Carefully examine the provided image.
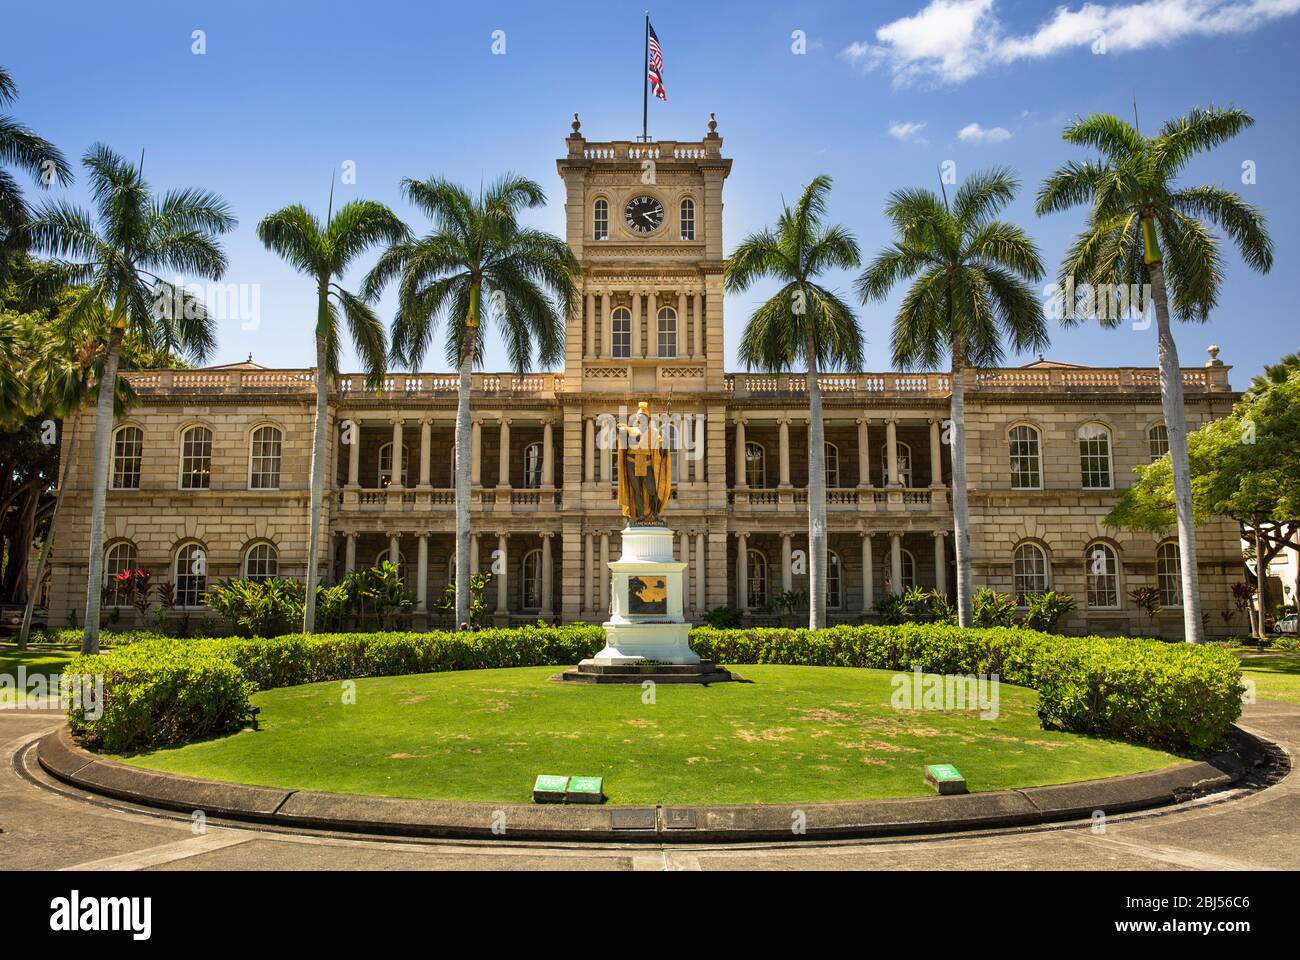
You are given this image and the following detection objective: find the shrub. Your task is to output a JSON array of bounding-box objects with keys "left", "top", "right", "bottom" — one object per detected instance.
[
  {"left": 973, "top": 587, "right": 1016, "bottom": 628},
  {"left": 205, "top": 577, "right": 305, "bottom": 637},
  {"left": 702, "top": 606, "right": 744, "bottom": 629},
  {"left": 65, "top": 642, "right": 255, "bottom": 753},
  {"left": 1020, "top": 591, "right": 1077, "bottom": 633}
]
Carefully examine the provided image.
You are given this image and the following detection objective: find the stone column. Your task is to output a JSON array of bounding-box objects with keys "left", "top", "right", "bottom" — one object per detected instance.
[
  {"left": 471, "top": 418, "right": 482, "bottom": 485},
  {"left": 778, "top": 417, "right": 791, "bottom": 488},
  {"left": 599, "top": 533, "right": 610, "bottom": 612},
  {"left": 389, "top": 531, "right": 401, "bottom": 569},
  {"left": 469, "top": 534, "right": 479, "bottom": 574},
  {"left": 680, "top": 531, "right": 691, "bottom": 610},
  {"left": 933, "top": 530, "right": 947, "bottom": 595},
  {"left": 675, "top": 290, "right": 687, "bottom": 358},
  {"left": 930, "top": 418, "right": 944, "bottom": 488},
  {"left": 631, "top": 289, "right": 642, "bottom": 359},
  {"left": 391, "top": 418, "right": 404, "bottom": 487},
  {"left": 596, "top": 418, "right": 608, "bottom": 485},
  {"left": 736, "top": 533, "right": 749, "bottom": 610},
  {"left": 585, "top": 290, "right": 595, "bottom": 357},
  {"left": 584, "top": 418, "right": 595, "bottom": 483},
  {"left": 601, "top": 290, "right": 611, "bottom": 357},
  {"left": 856, "top": 417, "right": 870, "bottom": 488},
  {"left": 346, "top": 420, "right": 360, "bottom": 487},
  {"left": 886, "top": 418, "right": 900, "bottom": 487},
  {"left": 498, "top": 418, "right": 511, "bottom": 489},
  {"left": 416, "top": 534, "right": 429, "bottom": 611},
  {"left": 781, "top": 532, "right": 793, "bottom": 592},
  {"left": 418, "top": 418, "right": 432, "bottom": 489},
  {"left": 345, "top": 532, "right": 357, "bottom": 573},
  {"left": 541, "top": 532, "right": 553, "bottom": 617},
  {"left": 861, "top": 533, "right": 873, "bottom": 611},
  {"left": 542, "top": 418, "right": 555, "bottom": 488},
  {"left": 695, "top": 532, "right": 706, "bottom": 612},
  {"left": 495, "top": 533, "right": 508, "bottom": 614},
  {"left": 890, "top": 532, "right": 903, "bottom": 596},
  {"left": 692, "top": 292, "right": 703, "bottom": 358},
  {"left": 734, "top": 418, "right": 747, "bottom": 489},
  {"left": 584, "top": 531, "right": 594, "bottom": 613}
]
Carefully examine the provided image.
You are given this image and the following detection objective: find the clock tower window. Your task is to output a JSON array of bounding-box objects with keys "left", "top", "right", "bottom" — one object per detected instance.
[
  {"left": 680, "top": 199, "right": 695, "bottom": 240},
  {"left": 593, "top": 199, "right": 609, "bottom": 241}
]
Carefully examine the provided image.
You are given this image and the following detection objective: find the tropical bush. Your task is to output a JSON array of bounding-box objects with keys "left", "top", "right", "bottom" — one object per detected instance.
[
  {"left": 972, "top": 587, "right": 1016, "bottom": 628},
  {"left": 67, "top": 621, "right": 1242, "bottom": 754},
  {"left": 1020, "top": 591, "right": 1077, "bottom": 633},
  {"left": 205, "top": 577, "right": 305, "bottom": 637},
  {"left": 702, "top": 606, "right": 744, "bottom": 629}
]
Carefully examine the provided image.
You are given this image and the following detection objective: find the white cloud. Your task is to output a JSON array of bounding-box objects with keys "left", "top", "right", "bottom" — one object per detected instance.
[
  {"left": 888, "top": 120, "right": 929, "bottom": 142},
  {"left": 842, "top": 0, "right": 1300, "bottom": 85},
  {"left": 958, "top": 122, "right": 1012, "bottom": 143}
]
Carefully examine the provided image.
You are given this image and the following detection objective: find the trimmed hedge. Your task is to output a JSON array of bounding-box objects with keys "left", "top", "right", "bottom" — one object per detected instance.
[{"left": 66, "top": 623, "right": 1243, "bottom": 754}]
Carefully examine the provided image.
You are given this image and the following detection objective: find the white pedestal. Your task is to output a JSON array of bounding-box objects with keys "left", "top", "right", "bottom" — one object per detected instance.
[{"left": 591, "top": 525, "right": 699, "bottom": 665}]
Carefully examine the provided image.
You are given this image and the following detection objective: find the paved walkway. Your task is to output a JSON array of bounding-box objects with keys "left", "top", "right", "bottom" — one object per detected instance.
[{"left": 2, "top": 702, "right": 1296, "bottom": 871}]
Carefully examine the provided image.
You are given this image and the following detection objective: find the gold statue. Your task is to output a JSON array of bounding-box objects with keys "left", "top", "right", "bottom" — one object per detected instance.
[{"left": 617, "top": 401, "right": 672, "bottom": 524}]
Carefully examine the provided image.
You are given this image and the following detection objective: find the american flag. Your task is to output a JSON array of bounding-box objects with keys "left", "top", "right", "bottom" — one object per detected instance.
[{"left": 647, "top": 22, "right": 666, "bottom": 101}]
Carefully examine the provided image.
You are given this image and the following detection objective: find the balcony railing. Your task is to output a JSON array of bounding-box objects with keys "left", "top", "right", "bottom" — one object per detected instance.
[{"left": 727, "top": 486, "right": 947, "bottom": 510}]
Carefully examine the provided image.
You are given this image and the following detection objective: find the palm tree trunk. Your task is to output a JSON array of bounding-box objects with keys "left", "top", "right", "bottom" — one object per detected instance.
[
  {"left": 302, "top": 334, "right": 329, "bottom": 633},
  {"left": 949, "top": 342, "right": 974, "bottom": 629},
  {"left": 1147, "top": 255, "right": 1204, "bottom": 644},
  {"left": 805, "top": 327, "right": 827, "bottom": 630},
  {"left": 81, "top": 325, "right": 124, "bottom": 654},
  {"left": 1253, "top": 523, "right": 1267, "bottom": 641},
  {"left": 18, "top": 415, "right": 80, "bottom": 649},
  {"left": 454, "top": 287, "right": 480, "bottom": 628}
]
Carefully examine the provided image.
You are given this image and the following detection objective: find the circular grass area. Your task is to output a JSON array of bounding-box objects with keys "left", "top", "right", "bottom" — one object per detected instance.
[{"left": 119, "top": 665, "right": 1188, "bottom": 805}]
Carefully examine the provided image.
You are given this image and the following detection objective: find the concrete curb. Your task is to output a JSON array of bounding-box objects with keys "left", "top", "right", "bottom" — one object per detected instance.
[{"left": 37, "top": 724, "right": 1265, "bottom": 843}]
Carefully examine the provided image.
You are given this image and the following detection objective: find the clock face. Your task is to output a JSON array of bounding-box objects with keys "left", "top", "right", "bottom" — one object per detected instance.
[{"left": 624, "top": 195, "right": 665, "bottom": 234}]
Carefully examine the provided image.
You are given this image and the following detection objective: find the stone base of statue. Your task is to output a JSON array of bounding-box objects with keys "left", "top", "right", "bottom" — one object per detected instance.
[{"left": 559, "top": 524, "right": 736, "bottom": 685}]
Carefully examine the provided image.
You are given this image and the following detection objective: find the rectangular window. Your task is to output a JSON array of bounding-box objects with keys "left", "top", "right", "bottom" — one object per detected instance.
[
  {"left": 680, "top": 201, "right": 695, "bottom": 240},
  {"left": 112, "top": 427, "right": 143, "bottom": 489},
  {"left": 1079, "top": 429, "right": 1112, "bottom": 489},
  {"left": 180, "top": 427, "right": 213, "bottom": 490},
  {"left": 657, "top": 312, "right": 677, "bottom": 358},
  {"left": 249, "top": 427, "right": 282, "bottom": 489},
  {"left": 1008, "top": 426, "right": 1041, "bottom": 490},
  {"left": 611, "top": 311, "right": 631, "bottom": 358}
]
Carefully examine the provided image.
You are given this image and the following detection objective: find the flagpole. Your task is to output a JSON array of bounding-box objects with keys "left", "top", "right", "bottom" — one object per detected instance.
[{"left": 641, "top": 12, "right": 649, "bottom": 142}]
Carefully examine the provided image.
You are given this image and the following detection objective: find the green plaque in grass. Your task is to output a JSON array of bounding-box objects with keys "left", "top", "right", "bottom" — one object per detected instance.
[
  {"left": 566, "top": 776, "right": 604, "bottom": 804},
  {"left": 925, "top": 764, "right": 968, "bottom": 795},
  {"left": 533, "top": 774, "right": 569, "bottom": 803}
]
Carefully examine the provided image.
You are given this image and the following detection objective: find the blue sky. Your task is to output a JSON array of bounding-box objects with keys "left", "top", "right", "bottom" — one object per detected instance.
[{"left": 7, "top": 0, "right": 1298, "bottom": 388}]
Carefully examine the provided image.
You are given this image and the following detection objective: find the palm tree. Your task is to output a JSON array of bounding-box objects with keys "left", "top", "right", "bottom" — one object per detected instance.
[
  {"left": 858, "top": 168, "right": 1048, "bottom": 628},
  {"left": 723, "top": 175, "right": 863, "bottom": 630},
  {"left": 1036, "top": 107, "right": 1274, "bottom": 644},
  {"left": 25, "top": 144, "right": 235, "bottom": 653},
  {"left": 258, "top": 198, "right": 409, "bottom": 632},
  {"left": 0, "top": 65, "right": 72, "bottom": 275},
  {"left": 363, "top": 175, "right": 579, "bottom": 627},
  {"left": 17, "top": 300, "right": 138, "bottom": 648}
]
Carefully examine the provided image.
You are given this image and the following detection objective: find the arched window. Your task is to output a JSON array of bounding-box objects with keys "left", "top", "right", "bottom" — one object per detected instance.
[
  {"left": 679, "top": 198, "right": 695, "bottom": 240},
  {"left": 378, "top": 442, "right": 409, "bottom": 488},
  {"left": 179, "top": 425, "right": 212, "bottom": 490},
  {"left": 657, "top": 306, "right": 678, "bottom": 358},
  {"left": 174, "top": 542, "right": 208, "bottom": 607},
  {"left": 244, "top": 542, "right": 278, "bottom": 581},
  {"left": 824, "top": 442, "right": 840, "bottom": 488},
  {"left": 1148, "top": 423, "right": 1169, "bottom": 461},
  {"left": 593, "top": 199, "right": 609, "bottom": 240},
  {"left": 520, "top": 548, "right": 543, "bottom": 611},
  {"left": 827, "top": 550, "right": 843, "bottom": 609},
  {"left": 744, "top": 441, "right": 766, "bottom": 488},
  {"left": 111, "top": 426, "right": 143, "bottom": 489},
  {"left": 610, "top": 306, "right": 631, "bottom": 358},
  {"left": 249, "top": 425, "right": 282, "bottom": 489},
  {"left": 747, "top": 549, "right": 768, "bottom": 608},
  {"left": 1156, "top": 541, "right": 1182, "bottom": 607},
  {"left": 881, "top": 441, "right": 913, "bottom": 486},
  {"left": 103, "top": 541, "right": 137, "bottom": 606},
  {"left": 1008, "top": 424, "right": 1042, "bottom": 490},
  {"left": 1085, "top": 542, "right": 1120, "bottom": 608},
  {"left": 1013, "top": 542, "right": 1050, "bottom": 604},
  {"left": 1078, "top": 422, "right": 1113, "bottom": 489},
  {"left": 523, "top": 441, "right": 543, "bottom": 489}
]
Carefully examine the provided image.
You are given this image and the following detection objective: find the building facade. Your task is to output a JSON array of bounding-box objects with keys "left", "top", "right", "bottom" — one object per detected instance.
[{"left": 45, "top": 120, "right": 1246, "bottom": 638}]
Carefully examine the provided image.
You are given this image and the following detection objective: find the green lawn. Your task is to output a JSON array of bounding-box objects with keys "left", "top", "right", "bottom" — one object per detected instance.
[
  {"left": 0, "top": 642, "right": 80, "bottom": 705},
  {"left": 122, "top": 665, "right": 1187, "bottom": 806},
  {"left": 1235, "top": 651, "right": 1300, "bottom": 705}
]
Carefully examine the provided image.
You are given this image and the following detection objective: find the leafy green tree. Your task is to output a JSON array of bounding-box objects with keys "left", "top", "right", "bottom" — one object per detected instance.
[
  {"left": 858, "top": 168, "right": 1048, "bottom": 628},
  {"left": 363, "top": 175, "right": 579, "bottom": 627},
  {"left": 257, "top": 197, "right": 408, "bottom": 633},
  {"left": 25, "top": 145, "right": 234, "bottom": 653},
  {"left": 1037, "top": 107, "right": 1274, "bottom": 643},
  {"left": 0, "top": 65, "right": 71, "bottom": 276},
  {"left": 724, "top": 175, "right": 862, "bottom": 629}
]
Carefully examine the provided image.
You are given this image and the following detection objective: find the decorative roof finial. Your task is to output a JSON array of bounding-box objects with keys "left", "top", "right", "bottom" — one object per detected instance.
[
  {"left": 571, "top": 113, "right": 581, "bottom": 134},
  {"left": 1206, "top": 344, "right": 1223, "bottom": 366},
  {"left": 247, "top": 352, "right": 253, "bottom": 363},
  {"left": 707, "top": 112, "right": 717, "bottom": 134}
]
